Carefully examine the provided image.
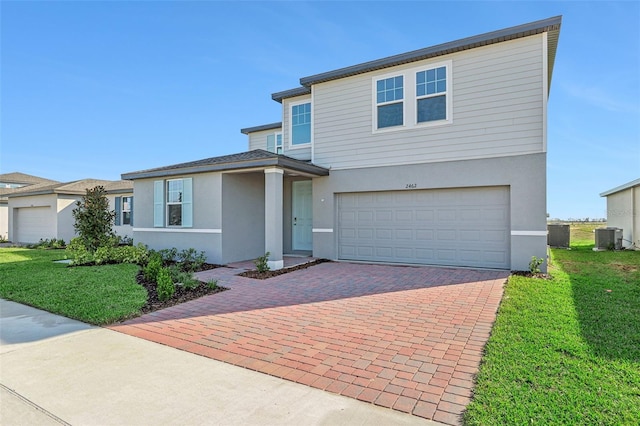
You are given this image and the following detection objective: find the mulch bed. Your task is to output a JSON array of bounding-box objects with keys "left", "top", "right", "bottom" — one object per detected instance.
[
  {"left": 137, "top": 263, "right": 228, "bottom": 314},
  {"left": 511, "top": 270, "right": 552, "bottom": 280},
  {"left": 238, "top": 258, "right": 330, "bottom": 279}
]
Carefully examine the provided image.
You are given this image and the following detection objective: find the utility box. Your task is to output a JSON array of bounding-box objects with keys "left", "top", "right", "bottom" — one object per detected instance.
[
  {"left": 548, "top": 224, "right": 570, "bottom": 248},
  {"left": 595, "top": 227, "right": 623, "bottom": 250}
]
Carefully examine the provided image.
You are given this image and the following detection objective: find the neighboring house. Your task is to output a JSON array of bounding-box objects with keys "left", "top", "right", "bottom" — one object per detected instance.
[
  {"left": 0, "top": 172, "right": 59, "bottom": 240},
  {"left": 7, "top": 179, "right": 133, "bottom": 244},
  {"left": 600, "top": 178, "right": 640, "bottom": 249},
  {"left": 123, "top": 16, "right": 561, "bottom": 271}
]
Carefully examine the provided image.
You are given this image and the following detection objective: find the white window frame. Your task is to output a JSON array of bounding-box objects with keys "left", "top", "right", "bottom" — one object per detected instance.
[
  {"left": 373, "top": 73, "right": 405, "bottom": 131},
  {"left": 121, "top": 196, "right": 132, "bottom": 225},
  {"left": 166, "top": 179, "right": 184, "bottom": 227},
  {"left": 414, "top": 60, "right": 452, "bottom": 128},
  {"left": 288, "top": 99, "right": 312, "bottom": 149},
  {"left": 266, "top": 131, "right": 283, "bottom": 154},
  {"left": 372, "top": 60, "right": 452, "bottom": 134}
]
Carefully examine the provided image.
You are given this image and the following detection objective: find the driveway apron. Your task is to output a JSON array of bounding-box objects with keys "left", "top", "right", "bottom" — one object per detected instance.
[{"left": 109, "top": 262, "right": 508, "bottom": 425}]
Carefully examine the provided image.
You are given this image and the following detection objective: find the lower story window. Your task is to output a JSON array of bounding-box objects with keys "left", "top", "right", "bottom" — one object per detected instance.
[
  {"left": 122, "top": 196, "right": 132, "bottom": 225},
  {"left": 154, "top": 178, "right": 193, "bottom": 227}
]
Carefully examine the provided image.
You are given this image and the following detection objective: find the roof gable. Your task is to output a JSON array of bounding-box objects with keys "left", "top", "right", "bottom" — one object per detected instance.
[{"left": 600, "top": 178, "right": 640, "bottom": 197}]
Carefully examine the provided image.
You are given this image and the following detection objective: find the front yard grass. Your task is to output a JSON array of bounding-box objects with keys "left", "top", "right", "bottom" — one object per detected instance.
[
  {"left": 465, "top": 243, "right": 639, "bottom": 424},
  {"left": 0, "top": 248, "right": 146, "bottom": 325}
]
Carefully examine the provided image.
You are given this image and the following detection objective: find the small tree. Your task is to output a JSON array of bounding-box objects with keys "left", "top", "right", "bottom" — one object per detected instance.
[{"left": 72, "top": 186, "right": 116, "bottom": 252}]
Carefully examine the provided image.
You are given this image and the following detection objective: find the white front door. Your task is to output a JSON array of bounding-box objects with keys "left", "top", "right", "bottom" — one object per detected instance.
[{"left": 292, "top": 180, "right": 313, "bottom": 251}]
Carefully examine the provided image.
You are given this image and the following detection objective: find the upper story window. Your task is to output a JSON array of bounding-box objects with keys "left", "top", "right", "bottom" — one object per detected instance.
[
  {"left": 267, "top": 132, "right": 283, "bottom": 154},
  {"left": 376, "top": 75, "right": 404, "bottom": 129},
  {"left": 154, "top": 178, "right": 192, "bottom": 227},
  {"left": 372, "top": 61, "right": 451, "bottom": 132},
  {"left": 416, "top": 66, "right": 447, "bottom": 123},
  {"left": 291, "top": 102, "right": 311, "bottom": 145}
]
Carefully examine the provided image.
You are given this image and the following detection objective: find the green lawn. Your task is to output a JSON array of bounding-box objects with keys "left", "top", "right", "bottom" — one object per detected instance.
[
  {"left": 0, "top": 248, "right": 146, "bottom": 325},
  {"left": 465, "top": 239, "right": 639, "bottom": 424}
]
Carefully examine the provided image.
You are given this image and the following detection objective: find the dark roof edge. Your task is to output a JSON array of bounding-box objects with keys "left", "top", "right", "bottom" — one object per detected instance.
[
  {"left": 271, "top": 86, "right": 312, "bottom": 103},
  {"left": 300, "top": 16, "right": 562, "bottom": 86},
  {"left": 122, "top": 155, "right": 329, "bottom": 180},
  {"left": 240, "top": 122, "right": 282, "bottom": 135},
  {"left": 7, "top": 186, "right": 132, "bottom": 198}
]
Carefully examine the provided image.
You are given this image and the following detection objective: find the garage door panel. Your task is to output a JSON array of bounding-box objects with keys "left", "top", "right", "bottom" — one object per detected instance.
[
  {"left": 337, "top": 187, "right": 510, "bottom": 269},
  {"left": 15, "top": 206, "right": 55, "bottom": 243}
]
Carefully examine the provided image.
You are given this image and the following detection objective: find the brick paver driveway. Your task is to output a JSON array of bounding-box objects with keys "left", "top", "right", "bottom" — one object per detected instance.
[{"left": 110, "top": 261, "right": 508, "bottom": 425}]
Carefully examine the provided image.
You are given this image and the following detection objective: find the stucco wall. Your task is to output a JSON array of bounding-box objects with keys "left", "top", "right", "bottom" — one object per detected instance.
[
  {"left": 132, "top": 173, "right": 225, "bottom": 263},
  {"left": 312, "top": 152, "right": 547, "bottom": 271},
  {"left": 0, "top": 203, "right": 8, "bottom": 240},
  {"left": 221, "top": 172, "right": 265, "bottom": 263}
]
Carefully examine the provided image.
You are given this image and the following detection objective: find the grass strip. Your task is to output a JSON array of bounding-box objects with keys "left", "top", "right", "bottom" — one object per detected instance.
[
  {"left": 465, "top": 245, "right": 639, "bottom": 425},
  {"left": 0, "top": 248, "right": 146, "bottom": 325}
]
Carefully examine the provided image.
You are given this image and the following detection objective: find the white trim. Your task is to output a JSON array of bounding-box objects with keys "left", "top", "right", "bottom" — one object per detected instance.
[
  {"left": 264, "top": 168, "right": 284, "bottom": 175},
  {"left": 511, "top": 230, "right": 548, "bottom": 236},
  {"left": 312, "top": 228, "right": 334, "bottom": 233},
  {"left": 371, "top": 60, "right": 453, "bottom": 134},
  {"left": 288, "top": 99, "right": 312, "bottom": 149},
  {"left": 134, "top": 227, "right": 222, "bottom": 234}
]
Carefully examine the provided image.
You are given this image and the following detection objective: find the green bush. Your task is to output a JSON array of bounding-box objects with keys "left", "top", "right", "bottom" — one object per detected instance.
[
  {"left": 207, "top": 279, "right": 218, "bottom": 290},
  {"left": 27, "top": 238, "right": 66, "bottom": 249},
  {"left": 156, "top": 267, "right": 175, "bottom": 302},
  {"left": 66, "top": 237, "right": 94, "bottom": 265},
  {"left": 144, "top": 253, "right": 163, "bottom": 282},
  {"left": 177, "top": 248, "right": 206, "bottom": 272},
  {"left": 254, "top": 252, "right": 270, "bottom": 273},
  {"left": 529, "top": 256, "right": 544, "bottom": 274},
  {"left": 72, "top": 186, "right": 116, "bottom": 252},
  {"left": 157, "top": 248, "right": 178, "bottom": 264}
]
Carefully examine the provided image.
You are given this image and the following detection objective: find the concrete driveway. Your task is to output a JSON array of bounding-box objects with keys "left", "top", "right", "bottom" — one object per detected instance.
[{"left": 110, "top": 261, "right": 508, "bottom": 425}]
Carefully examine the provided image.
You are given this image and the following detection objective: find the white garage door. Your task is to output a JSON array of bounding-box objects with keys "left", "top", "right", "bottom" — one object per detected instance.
[
  {"left": 15, "top": 206, "right": 55, "bottom": 243},
  {"left": 337, "top": 187, "right": 510, "bottom": 269}
]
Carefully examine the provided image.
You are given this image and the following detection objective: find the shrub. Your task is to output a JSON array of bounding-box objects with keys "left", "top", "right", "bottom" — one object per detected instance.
[
  {"left": 254, "top": 252, "right": 270, "bottom": 273},
  {"left": 169, "top": 265, "right": 200, "bottom": 290},
  {"left": 28, "top": 238, "right": 67, "bottom": 249},
  {"left": 157, "top": 248, "right": 178, "bottom": 264},
  {"left": 66, "top": 237, "right": 94, "bottom": 265},
  {"left": 177, "top": 248, "right": 206, "bottom": 272},
  {"left": 207, "top": 279, "right": 218, "bottom": 290},
  {"left": 144, "top": 253, "right": 163, "bottom": 282},
  {"left": 72, "top": 186, "right": 116, "bottom": 252},
  {"left": 529, "top": 256, "right": 544, "bottom": 274},
  {"left": 156, "top": 267, "right": 175, "bottom": 302}
]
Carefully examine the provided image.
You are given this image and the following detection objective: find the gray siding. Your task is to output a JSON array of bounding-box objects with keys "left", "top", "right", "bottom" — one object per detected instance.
[
  {"left": 311, "top": 35, "right": 545, "bottom": 169},
  {"left": 248, "top": 128, "right": 278, "bottom": 152}
]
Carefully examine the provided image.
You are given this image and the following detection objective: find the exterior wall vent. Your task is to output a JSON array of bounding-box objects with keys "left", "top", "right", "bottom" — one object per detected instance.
[
  {"left": 547, "top": 224, "right": 570, "bottom": 248},
  {"left": 594, "top": 227, "right": 623, "bottom": 251}
]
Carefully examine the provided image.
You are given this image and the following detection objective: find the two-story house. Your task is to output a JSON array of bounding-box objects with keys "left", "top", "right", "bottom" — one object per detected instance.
[{"left": 123, "top": 16, "right": 561, "bottom": 272}]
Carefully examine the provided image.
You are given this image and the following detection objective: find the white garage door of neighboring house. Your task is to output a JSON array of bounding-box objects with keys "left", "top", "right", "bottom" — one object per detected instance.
[
  {"left": 337, "top": 187, "right": 510, "bottom": 269},
  {"left": 15, "top": 206, "right": 55, "bottom": 243}
]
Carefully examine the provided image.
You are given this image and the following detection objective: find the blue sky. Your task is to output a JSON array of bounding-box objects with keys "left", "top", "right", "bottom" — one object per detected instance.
[{"left": 1, "top": 1, "right": 638, "bottom": 220}]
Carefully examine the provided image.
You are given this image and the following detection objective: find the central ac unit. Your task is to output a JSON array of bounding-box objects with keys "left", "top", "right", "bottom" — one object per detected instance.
[{"left": 594, "top": 227, "right": 623, "bottom": 250}]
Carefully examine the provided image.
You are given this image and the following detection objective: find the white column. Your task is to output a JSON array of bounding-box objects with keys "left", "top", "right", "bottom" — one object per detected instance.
[{"left": 264, "top": 168, "right": 284, "bottom": 270}]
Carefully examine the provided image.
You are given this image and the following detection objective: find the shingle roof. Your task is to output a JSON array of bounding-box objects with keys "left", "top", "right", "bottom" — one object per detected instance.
[
  {"left": 121, "top": 149, "right": 329, "bottom": 180},
  {"left": 6, "top": 179, "right": 133, "bottom": 198},
  {"left": 272, "top": 16, "right": 562, "bottom": 102},
  {"left": 0, "top": 172, "right": 58, "bottom": 186}
]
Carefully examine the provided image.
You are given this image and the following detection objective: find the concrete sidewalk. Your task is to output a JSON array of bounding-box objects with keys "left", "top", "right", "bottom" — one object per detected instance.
[{"left": 0, "top": 299, "right": 440, "bottom": 425}]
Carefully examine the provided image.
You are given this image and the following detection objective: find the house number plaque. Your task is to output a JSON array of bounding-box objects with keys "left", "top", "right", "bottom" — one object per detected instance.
[{"left": 405, "top": 184, "right": 417, "bottom": 189}]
